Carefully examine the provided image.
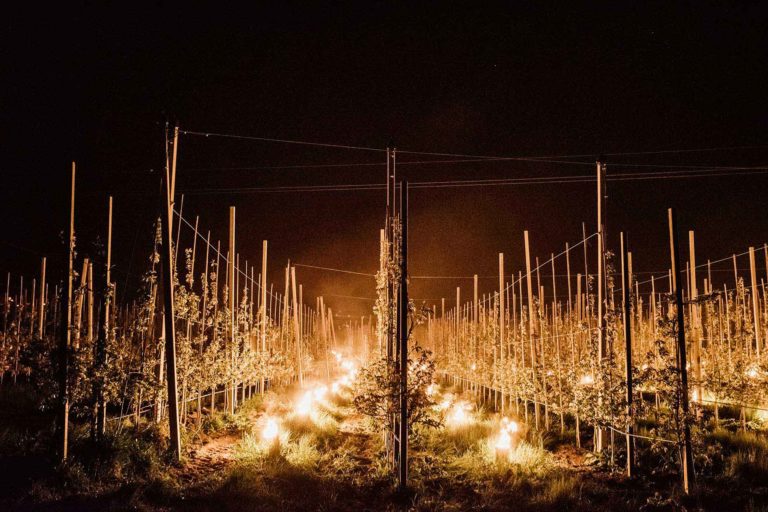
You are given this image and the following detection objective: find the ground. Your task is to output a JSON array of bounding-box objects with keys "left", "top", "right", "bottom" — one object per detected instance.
[{"left": 2, "top": 382, "right": 768, "bottom": 511}]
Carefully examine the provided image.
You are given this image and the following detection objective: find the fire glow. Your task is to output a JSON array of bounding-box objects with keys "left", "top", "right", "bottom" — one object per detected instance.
[{"left": 261, "top": 417, "right": 280, "bottom": 443}]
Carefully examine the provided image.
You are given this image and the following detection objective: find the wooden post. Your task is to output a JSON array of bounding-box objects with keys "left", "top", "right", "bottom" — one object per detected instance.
[
  {"left": 58, "top": 162, "right": 76, "bottom": 462},
  {"left": 499, "top": 253, "right": 505, "bottom": 413},
  {"left": 620, "top": 233, "right": 635, "bottom": 477},
  {"left": 3, "top": 273, "right": 9, "bottom": 353},
  {"left": 161, "top": 126, "right": 182, "bottom": 460},
  {"left": 552, "top": 254, "right": 564, "bottom": 434},
  {"left": 228, "top": 208, "right": 236, "bottom": 412},
  {"left": 749, "top": 247, "right": 761, "bottom": 357},
  {"left": 95, "top": 196, "right": 113, "bottom": 440},
  {"left": 38, "top": 258, "right": 46, "bottom": 338},
  {"left": 398, "top": 181, "right": 409, "bottom": 489},
  {"left": 524, "top": 231, "right": 539, "bottom": 428},
  {"left": 261, "top": 241, "right": 268, "bottom": 351},
  {"left": 596, "top": 161, "right": 606, "bottom": 452},
  {"left": 291, "top": 267, "right": 303, "bottom": 386},
  {"left": 668, "top": 208, "right": 694, "bottom": 494},
  {"left": 689, "top": 231, "right": 702, "bottom": 404}
]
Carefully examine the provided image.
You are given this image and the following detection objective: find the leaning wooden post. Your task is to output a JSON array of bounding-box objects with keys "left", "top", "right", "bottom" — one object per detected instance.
[
  {"left": 668, "top": 208, "right": 694, "bottom": 494},
  {"left": 58, "top": 161, "right": 76, "bottom": 462},
  {"left": 398, "top": 180, "right": 409, "bottom": 490},
  {"left": 620, "top": 233, "right": 635, "bottom": 477},
  {"left": 160, "top": 126, "right": 182, "bottom": 461}
]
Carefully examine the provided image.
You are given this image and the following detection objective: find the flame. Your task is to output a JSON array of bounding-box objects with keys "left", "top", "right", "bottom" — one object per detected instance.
[
  {"left": 495, "top": 428, "right": 512, "bottom": 450},
  {"left": 579, "top": 374, "right": 594, "bottom": 386},
  {"left": 313, "top": 385, "right": 328, "bottom": 400},
  {"left": 446, "top": 401, "right": 472, "bottom": 426},
  {"left": 296, "top": 392, "right": 314, "bottom": 416},
  {"left": 262, "top": 418, "right": 279, "bottom": 442}
]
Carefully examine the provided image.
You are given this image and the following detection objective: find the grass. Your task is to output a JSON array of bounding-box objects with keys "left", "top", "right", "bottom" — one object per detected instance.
[{"left": 5, "top": 382, "right": 768, "bottom": 511}]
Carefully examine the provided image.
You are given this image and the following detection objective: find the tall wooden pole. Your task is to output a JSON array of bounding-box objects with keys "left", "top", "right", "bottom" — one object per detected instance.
[
  {"left": 524, "top": 231, "right": 539, "bottom": 428},
  {"left": 291, "top": 266, "right": 303, "bottom": 386},
  {"left": 499, "top": 252, "right": 505, "bottom": 413},
  {"left": 668, "top": 208, "right": 694, "bottom": 494},
  {"left": 228, "top": 207, "right": 236, "bottom": 412},
  {"left": 261, "top": 241, "right": 268, "bottom": 351},
  {"left": 749, "top": 247, "right": 762, "bottom": 357},
  {"left": 398, "top": 181, "right": 409, "bottom": 489},
  {"left": 161, "top": 125, "right": 182, "bottom": 460},
  {"left": 95, "top": 196, "right": 113, "bottom": 439},
  {"left": 620, "top": 233, "right": 635, "bottom": 476},
  {"left": 596, "top": 161, "right": 606, "bottom": 451},
  {"left": 689, "top": 231, "right": 702, "bottom": 402},
  {"left": 596, "top": 161, "right": 606, "bottom": 359},
  {"left": 58, "top": 162, "right": 76, "bottom": 461},
  {"left": 38, "top": 257, "right": 46, "bottom": 338}
]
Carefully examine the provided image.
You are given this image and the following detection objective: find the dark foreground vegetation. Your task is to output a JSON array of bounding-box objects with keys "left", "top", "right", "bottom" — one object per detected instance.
[{"left": 3, "top": 383, "right": 768, "bottom": 512}]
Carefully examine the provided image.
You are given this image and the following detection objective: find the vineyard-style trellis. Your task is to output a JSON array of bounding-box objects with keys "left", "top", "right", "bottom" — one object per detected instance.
[
  {"left": 0, "top": 125, "right": 356, "bottom": 463},
  {"left": 1, "top": 126, "right": 766, "bottom": 497},
  {"left": 422, "top": 182, "right": 766, "bottom": 492}
]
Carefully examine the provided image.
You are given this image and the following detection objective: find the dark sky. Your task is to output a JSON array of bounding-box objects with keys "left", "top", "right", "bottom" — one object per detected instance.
[{"left": 3, "top": 2, "right": 767, "bottom": 318}]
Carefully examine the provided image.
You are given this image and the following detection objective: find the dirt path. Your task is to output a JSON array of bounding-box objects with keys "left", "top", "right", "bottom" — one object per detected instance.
[
  {"left": 177, "top": 409, "right": 261, "bottom": 484},
  {"left": 177, "top": 395, "right": 366, "bottom": 484}
]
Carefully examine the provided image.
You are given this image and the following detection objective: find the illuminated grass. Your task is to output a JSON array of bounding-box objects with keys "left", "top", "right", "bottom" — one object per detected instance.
[
  {"left": 284, "top": 435, "right": 321, "bottom": 469},
  {"left": 427, "top": 420, "right": 494, "bottom": 455}
]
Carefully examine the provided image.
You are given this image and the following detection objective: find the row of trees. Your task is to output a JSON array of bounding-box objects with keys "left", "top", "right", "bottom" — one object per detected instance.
[
  {"left": 0, "top": 163, "right": 342, "bottom": 460},
  {"left": 425, "top": 222, "right": 766, "bottom": 489}
]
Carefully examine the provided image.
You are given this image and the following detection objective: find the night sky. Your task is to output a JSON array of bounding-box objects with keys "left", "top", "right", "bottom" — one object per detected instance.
[{"left": 3, "top": 2, "right": 767, "bottom": 318}]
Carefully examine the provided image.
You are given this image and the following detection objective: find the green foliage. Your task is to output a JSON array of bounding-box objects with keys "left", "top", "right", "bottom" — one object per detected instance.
[{"left": 352, "top": 345, "right": 440, "bottom": 433}]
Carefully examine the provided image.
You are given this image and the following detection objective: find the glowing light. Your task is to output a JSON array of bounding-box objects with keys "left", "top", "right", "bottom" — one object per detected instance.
[
  {"left": 331, "top": 382, "right": 341, "bottom": 394},
  {"left": 426, "top": 383, "right": 438, "bottom": 396},
  {"left": 579, "top": 374, "right": 594, "bottom": 386},
  {"left": 313, "top": 385, "right": 328, "bottom": 400},
  {"left": 495, "top": 428, "right": 512, "bottom": 450},
  {"left": 446, "top": 401, "right": 472, "bottom": 426},
  {"left": 435, "top": 393, "right": 454, "bottom": 411},
  {"left": 296, "top": 392, "right": 314, "bottom": 416},
  {"left": 261, "top": 418, "right": 279, "bottom": 442},
  {"left": 500, "top": 416, "right": 519, "bottom": 433},
  {"left": 471, "top": 363, "right": 477, "bottom": 371},
  {"left": 641, "top": 363, "right": 649, "bottom": 371},
  {"left": 746, "top": 366, "right": 760, "bottom": 379}
]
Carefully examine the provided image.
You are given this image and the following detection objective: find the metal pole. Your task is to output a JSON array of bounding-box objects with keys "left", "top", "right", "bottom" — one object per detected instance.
[
  {"left": 620, "top": 233, "right": 634, "bottom": 476},
  {"left": 161, "top": 125, "right": 182, "bottom": 460},
  {"left": 668, "top": 208, "right": 694, "bottom": 494},
  {"left": 398, "top": 180, "right": 409, "bottom": 489},
  {"left": 58, "top": 162, "right": 76, "bottom": 461}
]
